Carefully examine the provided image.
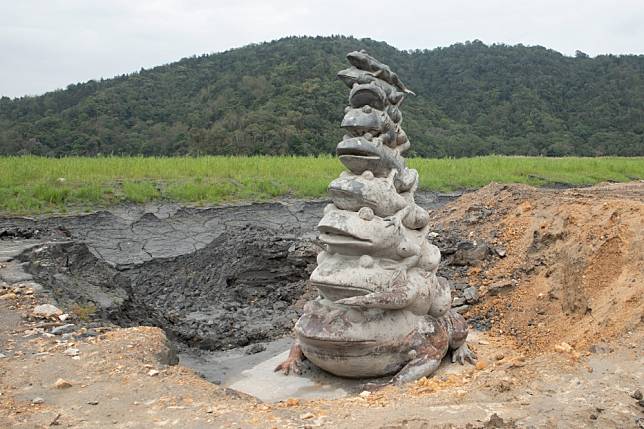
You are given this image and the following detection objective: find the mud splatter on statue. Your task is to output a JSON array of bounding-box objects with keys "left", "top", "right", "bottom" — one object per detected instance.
[{"left": 276, "top": 51, "right": 476, "bottom": 385}]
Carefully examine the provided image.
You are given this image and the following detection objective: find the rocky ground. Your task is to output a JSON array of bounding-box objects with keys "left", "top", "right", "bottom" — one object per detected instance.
[{"left": 0, "top": 183, "right": 642, "bottom": 428}]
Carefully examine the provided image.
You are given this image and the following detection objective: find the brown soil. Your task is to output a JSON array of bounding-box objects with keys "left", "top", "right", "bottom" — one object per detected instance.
[
  {"left": 429, "top": 182, "right": 643, "bottom": 354},
  {"left": 1, "top": 182, "right": 643, "bottom": 428}
]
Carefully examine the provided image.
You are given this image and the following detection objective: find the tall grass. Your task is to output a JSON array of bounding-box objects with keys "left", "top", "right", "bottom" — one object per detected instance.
[{"left": 0, "top": 155, "right": 641, "bottom": 215}]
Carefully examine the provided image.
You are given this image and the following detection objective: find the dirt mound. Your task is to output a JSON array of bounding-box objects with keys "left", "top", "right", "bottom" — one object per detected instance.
[{"left": 429, "top": 182, "right": 644, "bottom": 353}]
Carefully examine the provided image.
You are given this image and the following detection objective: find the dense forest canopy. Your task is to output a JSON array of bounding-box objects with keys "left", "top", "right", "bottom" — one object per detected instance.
[{"left": 1, "top": 36, "right": 642, "bottom": 157}]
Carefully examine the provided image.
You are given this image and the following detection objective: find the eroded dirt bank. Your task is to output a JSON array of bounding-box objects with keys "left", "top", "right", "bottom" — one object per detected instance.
[{"left": 1, "top": 183, "right": 643, "bottom": 428}]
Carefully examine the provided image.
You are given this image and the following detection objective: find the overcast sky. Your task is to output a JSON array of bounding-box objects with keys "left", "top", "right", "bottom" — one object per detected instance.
[{"left": 1, "top": 0, "right": 643, "bottom": 98}]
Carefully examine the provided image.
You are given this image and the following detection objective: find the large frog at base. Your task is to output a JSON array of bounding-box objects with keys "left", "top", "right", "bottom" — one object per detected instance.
[{"left": 275, "top": 299, "right": 475, "bottom": 384}]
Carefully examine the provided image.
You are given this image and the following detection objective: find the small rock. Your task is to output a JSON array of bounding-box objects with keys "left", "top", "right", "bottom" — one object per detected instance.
[
  {"left": 0, "top": 353, "right": 6, "bottom": 359},
  {"left": 495, "top": 353, "right": 505, "bottom": 361},
  {"left": 632, "top": 389, "right": 643, "bottom": 400},
  {"left": 452, "top": 297, "right": 466, "bottom": 307},
  {"left": 87, "top": 400, "right": 99, "bottom": 405},
  {"left": 58, "top": 314, "right": 70, "bottom": 322},
  {"left": 554, "top": 342, "right": 573, "bottom": 353},
  {"left": 32, "top": 397, "right": 45, "bottom": 404},
  {"left": 486, "top": 413, "right": 505, "bottom": 427},
  {"left": 488, "top": 281, "right": 515, "bottom": 296},
  {"left": 33, "top": 304, "right": 63, "bottom": 318},
  {"left": 300, "top": 412, "right": 315, "bottom": 420},
  {"left": 52, "top": 324, "right": 76, "bottom": 335},
  {"left": 475, "top": 360, "right": 487, "bottom": 370},
  {"left": 463, "top": 287, "right": 479, "bottom": 304},
  {"left": 494, "top": 247, "right": 507, "bottom": 258},
  {"left": 0, "top": 292, "right": 17, "bottom": 300},
  {"left": 147, "top": 369, "right": 159, "bottom": 376},
  {"left": 245, "top": 343, "right": 266, "bottom": 355},
  {"left": 452, "top": 240, "right": 490, "bottom": 266},
  {"left": 63, "top": 348, "right": 79, "bottom": 357},
  {"left": 54, "top": 378, "right": 72, "bottom": 389},
  {"left": 639, "top": 399, "right": 644, "bottom": 408},
  {"left": 454, "top": 305, "right": 470, "bottom": 314},
  {"left": 589, "top": 414, "right": 597, "bottom": 420},
  {"left": 285, "top": 398, "right": 300, "bottom": 407},
  {"left": 359, "top": 391, "right": 371, "bottom": 398},
  {"left": 478, "top": 340, "right": 490, "bottom": 345}
]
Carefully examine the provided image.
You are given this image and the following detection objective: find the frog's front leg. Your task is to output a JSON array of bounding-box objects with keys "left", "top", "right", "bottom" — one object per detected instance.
[
  {"left": 444, "top": 309, "right": 477, "bottom": 365},
  {"left": 335, "top": 269, "right": 418, "bottom": 309},
  {"left": 391, "top": 311, "right": 476, "bottom": 385},
  {"left": 391, "top": 317, "right": 449, "bottom": 385},
  {"left": 274, "top": 339, "right": 306, "bottom": 375}
]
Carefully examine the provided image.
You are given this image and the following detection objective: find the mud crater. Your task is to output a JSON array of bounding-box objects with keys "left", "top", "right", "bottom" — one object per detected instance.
[{"left": 3, "top": 192, "right": 491, "bottom": 381}]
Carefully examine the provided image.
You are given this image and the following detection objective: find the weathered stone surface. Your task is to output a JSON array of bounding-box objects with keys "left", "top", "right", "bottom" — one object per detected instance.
[
  {"left": 463, "top": 286, "right": 480, "bottom": 304},
  {"left": 488, "top": 280, "right": 516, "bottom": 295},
  {"left": 33, "top": 304, "right": 63, "bottom": 317},
  {"left": 51, "top": 324, "right": 76, "bottom": 335},
  {"left": 452, "top": 240, "right": 490, "bottom": 266},
  {"left": 54, "top": 378, "right": 72, "bottom": 389}
]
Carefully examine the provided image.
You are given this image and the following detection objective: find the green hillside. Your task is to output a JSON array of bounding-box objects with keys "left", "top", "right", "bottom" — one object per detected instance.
[{"left": 1, "top": 36, "right": 642, "bottom": 157}]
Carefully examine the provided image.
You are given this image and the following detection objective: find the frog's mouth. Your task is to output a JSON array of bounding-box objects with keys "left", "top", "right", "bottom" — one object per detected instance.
[
  {"left": 326, "top": 188, "right": 379, "bottom": 208},
  {"left": 336, "top": 143, "right": 380, "bottom": 165},
  {"left": 318, "top": 225, "right": 372, "bottom": 246},
  {"left": 309, "top": 281, "right": 370, "bottom": 302}
]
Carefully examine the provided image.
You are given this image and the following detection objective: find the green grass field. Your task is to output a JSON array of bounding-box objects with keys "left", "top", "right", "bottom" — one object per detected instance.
[{"left": 0, "top": 156, "right": 642, "bottom": 215}]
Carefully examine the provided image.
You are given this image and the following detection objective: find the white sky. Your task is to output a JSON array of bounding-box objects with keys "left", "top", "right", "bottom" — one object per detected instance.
[{"left": 1, "top": 0, "right": 643, "bottom": 98}]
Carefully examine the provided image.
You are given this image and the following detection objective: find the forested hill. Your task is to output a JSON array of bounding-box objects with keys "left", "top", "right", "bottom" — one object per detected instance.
[{"left": 1, "top": 36, "right": 642, "bottom": 157}]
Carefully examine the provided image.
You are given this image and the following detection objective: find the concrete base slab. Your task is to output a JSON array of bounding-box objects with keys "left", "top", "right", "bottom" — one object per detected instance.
[
  {"left": 180, "top": 331, "right": 482, "bottom": 403},
  {"left": 227, "top": 351, "right": 366, "bottom": 402}
]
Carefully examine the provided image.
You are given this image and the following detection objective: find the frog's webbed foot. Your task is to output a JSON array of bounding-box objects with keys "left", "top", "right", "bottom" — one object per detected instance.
[
  {"left": 392, "top": 354, "right": 442, "bottom": 385},
  {"left": 359, "top": 380, "right": 390, "bottom": 392},
  {"left": 274, "top": 341, "right": 305, "bottom": 376},
  {"left": 451, "top": 343, "right": 477, "bottom": 365}
]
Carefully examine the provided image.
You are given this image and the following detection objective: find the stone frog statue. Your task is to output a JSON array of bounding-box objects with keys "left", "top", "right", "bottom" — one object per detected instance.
[{"left": 275, "top": 50, "right": 476, "bottom": 386}]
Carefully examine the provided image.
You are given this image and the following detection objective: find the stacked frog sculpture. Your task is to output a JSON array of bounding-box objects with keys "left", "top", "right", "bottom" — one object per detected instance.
[{"left": 276, "top": 51, "right": 476, "bottom": 385}]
